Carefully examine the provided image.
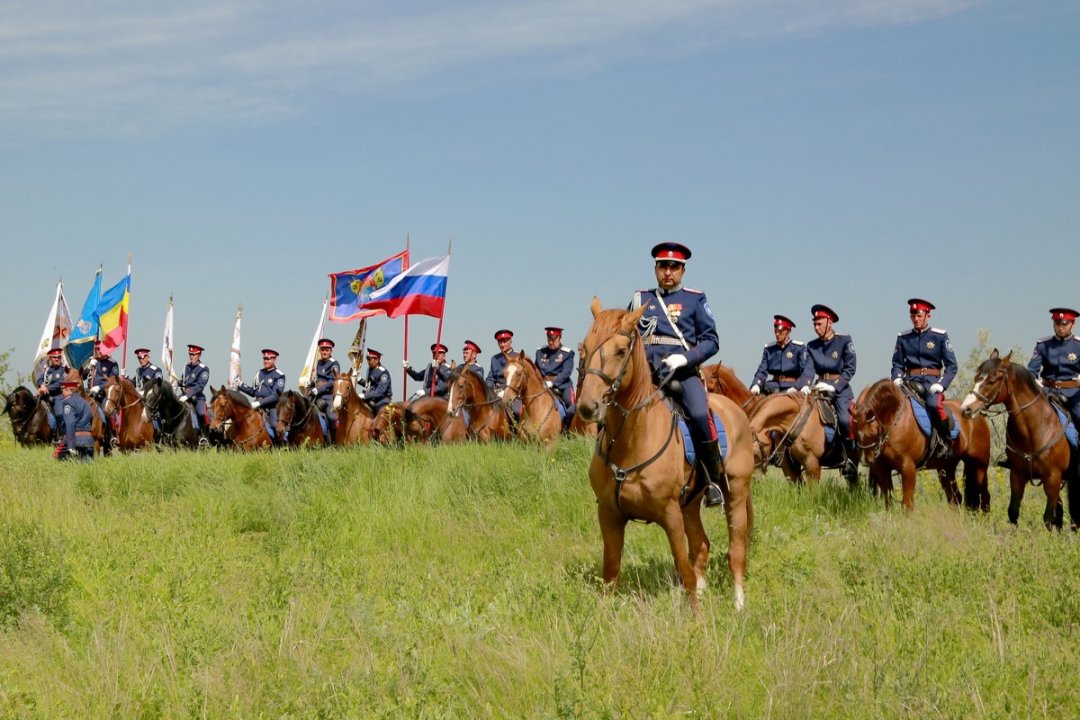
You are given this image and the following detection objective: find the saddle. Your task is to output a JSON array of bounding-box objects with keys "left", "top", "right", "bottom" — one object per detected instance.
[{"left": 900, "top": 384, "right": 959, "bottom": 460}]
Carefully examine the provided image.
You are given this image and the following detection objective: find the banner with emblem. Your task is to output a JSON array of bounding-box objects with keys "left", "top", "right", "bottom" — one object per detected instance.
[
  {"left": 359, "top": 254, "right": 450, "bottom": 319},
  {"left": 328, "top": 250, "right": 409, "bottom": 323},
  {"left": 161, "top": 294, "right": 178, "bottom": 382},
  {"left": 31, "top": 280, "right": 73, "bottom": 381},
  {"left": 298, "top": 298, "right": 328, "bottom": 389},
  {"left": 95, "top": 268, "right": 130, "bottom": 358},
  {"left": 65, "top": 267, "right": 103, "bottom": 371},
  {"left": 228, "top": 304, "right": 243, "bottom": 389}
]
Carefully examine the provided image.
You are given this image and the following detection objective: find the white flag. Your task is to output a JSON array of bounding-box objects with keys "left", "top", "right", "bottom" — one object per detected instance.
[
  {"left": 228, "top": 305, "right": 243, "bottom": 389},
  {"left": 31, "top": 280, "right": 73, "bottom": 381},
  {"left": 161, "top": 294, "right": 179, "bottom": 382},
  {"left": 298, "top": 298, "right": 328, "bottom": 389}
]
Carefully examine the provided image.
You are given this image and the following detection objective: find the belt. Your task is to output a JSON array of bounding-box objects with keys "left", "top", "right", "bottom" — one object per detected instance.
[
  {"left": 771, "top": 374, "right": 799, "bottom": 383},
  {"left": 819, "top": 373, "right": 841, "bottom": 381},
  {"left": 906, "top": 367, "right": 941, "bottom": 377},
  {"left": 643, "top": 336, "right": 685, "bottom": 347},
  {"left": 1045, "top": 379, "right": 1080, "bottom": 389}
]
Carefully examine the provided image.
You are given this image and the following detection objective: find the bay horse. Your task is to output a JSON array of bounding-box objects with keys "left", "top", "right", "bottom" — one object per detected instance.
[
  {"left": 960, "top": 350, "right": 1073, "bottom": 528},
  {"left": 446, "top": 366, "right": 512, "bottom": 442},
  {"left": 701, "top": 363, "right": 762, "bottom": 417},
  {"left": 371, "top": 402, "right": 408, "bottom": 444},
  {"left": 577, "top": 298, "right": 755, "bottom": 611},
  {"left": 401, "top": 396, "right": 463, "bottom": 444},
  {"left": 852, "top": 379, "right": 991, "bottom": 512},
  {"left": 331, "top": 370, "right": 374, "bottom": 445},
  {"left": 501, "top": 354, "right": 562, "bottom": 445},
  {"left": 748, "top": 390, "right": 848, "bottom": 486},
  {"left": 275, "top": 390, "right": 327, "bottom": 448},
  {"left": 140, "top": 377, "right": 200, "bottom": 448},
  {"left": 102, "top": 376, "right": 154, "bottom": 451},
  {"left": 3, "top": 387, "right": 53, "bottom": 446},
  {"left": 209, "top": 386, "right": 272, "bottom": 450}
]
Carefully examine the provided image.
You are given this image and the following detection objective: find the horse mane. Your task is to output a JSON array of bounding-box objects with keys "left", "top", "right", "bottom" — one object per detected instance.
[
  {"left": 585, "top": 308, "right": 652, "bottom": 407},
  {"left": 1007, "top": 360, "right": 1042, "bottom": 395},
  {"left": 509, "top": 354, "right": 542, "bottom": 381},
  {"left": 863, "top": 379, "right": 904, "bottom": 426},
  {"left": 224, "top": 388, "right": 254, "bottom": 407}
]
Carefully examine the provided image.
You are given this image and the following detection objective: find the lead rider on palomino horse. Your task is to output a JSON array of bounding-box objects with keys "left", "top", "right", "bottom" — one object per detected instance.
[
  {"left": 891, "top": 298, "right": 958, "bottom": 448},
  {"left": 629, "top": 242, "right": 725, "bottom": 508},
  {"left": 795, "top": 303, "right": 858, "bottom": 483}
]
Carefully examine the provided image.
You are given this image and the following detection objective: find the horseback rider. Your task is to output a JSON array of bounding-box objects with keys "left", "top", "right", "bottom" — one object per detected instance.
[
  {"left": 84, "top": 341, "right": 119, "bottom": 404},
  {"left": 308, "top": 338, "right": 341, "bottom": 424},
  {"left": 362, "top": 349, "right": 393, "bottom": 415},
  {"left": 461, "top": 340, "right": 485, "bottom": 381},
  {"left": 179, "top": 344, "right": 211, "bottom": 434},
  {"left": 36, "top": 347, "right": 68, "bottom": 439},
  {"left": 795, "top": 304, "right": 858, "bottom": 482},
  {"left": 535, "top": 326, "right": 576, "bottom": 429},
  {"left": 750, "top": 314, "right": 807, "bottom": 396},
  {"left": 891, "top": 298, "right": 958, "bottom": 442},
  {"left": 404, "top": 343, "right": 451, "bottom": 399},
  {"left": 630, "top": 242, "right": 725, "bottom": 508},
  {"left": 238, "top": 349, "right": 285, "bottom": 441},
  {"left": 1028, "top": 307, "right": 1080, "bottom": 430},
  {"left": 488, "top": 329, "right": 519, "bottom": 396},
  {"left": 133, "top": 347, "right": 164, "bottom": 436}
]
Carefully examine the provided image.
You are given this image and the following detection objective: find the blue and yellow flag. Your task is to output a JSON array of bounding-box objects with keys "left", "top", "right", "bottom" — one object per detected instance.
[
  {"left": 328, "top": 250, "right": 408, "bottom": 323},
  {"left": 65, "top": 267, "right": 102, "bottom": 370}
]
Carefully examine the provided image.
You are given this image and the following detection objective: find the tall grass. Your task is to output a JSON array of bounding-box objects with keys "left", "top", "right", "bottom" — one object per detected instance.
[{"left": 0, "top": 434, "right": 1078, "bottom": 718}]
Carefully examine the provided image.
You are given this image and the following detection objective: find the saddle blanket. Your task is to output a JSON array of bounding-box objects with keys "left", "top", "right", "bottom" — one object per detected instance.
[
  {"left": 1054, "top": 406, "right": 1079, "bottom": 449},
  {"left": 909, "top": 398, "right": 960, "bottom": 441},
  {"left": 678, "top": 412, "right": 728, "bottom": 466}
]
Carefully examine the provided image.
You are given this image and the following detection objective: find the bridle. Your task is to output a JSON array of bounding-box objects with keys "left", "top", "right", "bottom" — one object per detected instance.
[{"left": 502, "top": 360, "right": 559, "bottom": 434}]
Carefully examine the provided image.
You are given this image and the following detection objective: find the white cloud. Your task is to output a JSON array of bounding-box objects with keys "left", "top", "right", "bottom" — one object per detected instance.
[{"left": 0, "top": 0, "right": 980, "bottom": 138}]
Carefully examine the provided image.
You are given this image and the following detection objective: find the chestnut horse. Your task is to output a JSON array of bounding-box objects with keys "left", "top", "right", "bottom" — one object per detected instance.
[
  {"left": 371, "top": 402, "right": 408, "bottom": 444},
  {"left": 446, "top": 366, "right": 512, "bottom": 442},
  {"left": 960, "top": 350, "right": 1074, "bottom": 528},
  {"left": 102, "top": 376, "right": 154, "bottom": 450},
  {"left": 501, "top": 354, "right": 562, "bottom": 445},
  {"left": 401, "top": 396, "right": 465, "bottom": 443},
  {"left": 209, "top": 387, "right": 272, "bottom": 450},
  {"left": 748, "top": 390, "right": 849, "bottom": 485},
  {"left": 140, "top": 378, "right": 200, "bottom": 448},
  {"left": 577, "top": 298, "right": 754, "bottom": 611},
  {"left": 275, "top": 390, "right": 327, "bottom": 448},
  {"left": 853, "top": 379, "right": 991, "bottom": 512},
  {"left": 3, "top": 387, "right": 53, "bottom": 446},
  {"left": 331, "top": 370, "right": 374, "bottom": 445},
  {"left": 701, "top": 363, "right": 762, "bottom": 417}
]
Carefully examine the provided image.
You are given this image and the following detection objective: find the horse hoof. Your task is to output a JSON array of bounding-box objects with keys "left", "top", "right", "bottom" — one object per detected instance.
[{"left": 734, "top": 586, "right": 746, "bottom": 611}]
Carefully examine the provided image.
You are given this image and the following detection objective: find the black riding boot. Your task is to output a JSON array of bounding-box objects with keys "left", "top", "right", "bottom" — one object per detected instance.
[
  {"left": 842, "top": 438, "right": 859, "bottom": 485},
  {"left": 698, "top": 439, "right": 728, "bottom": 508}
]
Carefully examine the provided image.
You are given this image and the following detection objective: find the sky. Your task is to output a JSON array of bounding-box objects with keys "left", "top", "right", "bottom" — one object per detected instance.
[{"left": 2, "top": 0, "right": 1078, "bottom": 396}]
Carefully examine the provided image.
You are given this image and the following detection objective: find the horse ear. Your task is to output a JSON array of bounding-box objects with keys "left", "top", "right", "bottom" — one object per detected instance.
[
  {"left": 626, "top": 303, "right": 647, "bottom": 328},
  {"left": 989, "top": 348, "right": 999, "bottom": 360},
  {"left": 1002, "top": 350, "right": 1013, "bottom": 363},
  {"left": 591, "top": 296, "right": 603, "bottom": 318}
]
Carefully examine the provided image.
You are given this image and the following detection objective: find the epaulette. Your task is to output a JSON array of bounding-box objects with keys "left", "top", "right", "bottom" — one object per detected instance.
[
  {"left": 930, "top": 327, "right": 947, "bottom": 334},
  {"left": 683, "top": 288, "right": 703, "bottom": 294},
  {"left": 898, "top": 329, "right": 914, "bottom": 337},
  {"left": 561, "top": 345, "right": 572, "bottom": 352},
  {"left": 197, "top": 362, "right": 206, "bottom": 369},
  {"left": 791, "top": 339, "right": 805, "bottom": 346},
  {"left": 764, "top": 342, "right": 775, "bottom": 349},
  {"left": 1037, "top": 336, "right": 1054, "bottom": 343}
]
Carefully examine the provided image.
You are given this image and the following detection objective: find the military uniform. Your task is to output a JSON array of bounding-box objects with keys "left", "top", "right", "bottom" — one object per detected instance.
[
  {"left": 796, "top": 305, "right": 857, "bottom": 449},
  {"left": 1028, "top": 308, "right": 1080, "bottom": 428},
  {"left": 240, "top": 349, "right": 286, "bottom": 435},
  {"left": 180, "top": 344, "right": 211, "bottom": 427},
  {"left": 891, "top": 299, "right": 958, "bottom": 437},
  {"left": 407, "top": 343, "right": 451, "bottom": 398},
  {"left": 308, "top": 339, "right": 341, "bottom": 423},
  {"left": 37, "top": 351, "right": 69, "bottom": 435},
  {"left": 135, "top": 361, "right": 163, "bottom": 393},
  {"left": 751, "top": 316, "right": 806, "bottom": 395},
  {"left": 85, "top": 353, "right": 119, "bottom": 402},
  {"left": 363, "top": 350, "right": 393, "bottom": 414},
  {"left": 535, "top": 332, "right": 576, "bottom": 411},
  {"left": 488, "top": 329, "right": 518, "bottom": 392},
  {"left": 59, "top": 382, "right": 94, "bottom": 460}
]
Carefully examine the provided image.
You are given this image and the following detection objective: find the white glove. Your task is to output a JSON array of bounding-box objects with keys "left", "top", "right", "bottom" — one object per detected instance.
[
  {"left": 814, "top": 382, "right": 835, "bottom": 393},
  {"left": 250, "top": 400, "right": 261, "bottom": 409},
  {"left": 90, "top": 385, "right": 100, "bottom": 394},
  {"left": 785, "top": 387, "right": 799, "bottom": 396},
  {"left": 178, "top": 394, "right": 188, "bottom": 403},
  {"left": 750, "top": 384, "right": 761, "bottom": 396},
  {"left": 496, "top": 388, "right": 505, "bottom": 399},
  {"left": 402, "top": 360, "right": 410, "bottom": 369},
  {"left": 544, "top": 380, "right": 554, "bottom": 388},
  {"left": 409, "top": 390, "right": 423, "bottom": 401},
  {"left": 929, "top": 383, "right": 944, "bottom": 394},
  {"left": 893, "top": 377, "right": 904, "bottom": 387},
  {"left": 800, "top": 385, "right": 811, "bottom": 396},
  {"left": 661, "top": 354, "right": 688, "bottom": 371},
  {"left": 1035, "top": 377, "right": 1044, "bottom": 387}
]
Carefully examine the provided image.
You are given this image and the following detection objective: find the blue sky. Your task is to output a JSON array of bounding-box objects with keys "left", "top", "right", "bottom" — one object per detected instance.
[{"left": 2, "top": 0, "right": 1077, "bottom": 395}]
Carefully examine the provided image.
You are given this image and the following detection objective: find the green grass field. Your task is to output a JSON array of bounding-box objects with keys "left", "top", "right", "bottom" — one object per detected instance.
[{"left": 1, "top": 432, "right": 1078, "bottom": 719}]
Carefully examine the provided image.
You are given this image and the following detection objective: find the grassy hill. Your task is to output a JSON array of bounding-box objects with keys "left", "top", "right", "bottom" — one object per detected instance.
[{"left": 1, "top": 434, "right": 1078, "bottom": 718}]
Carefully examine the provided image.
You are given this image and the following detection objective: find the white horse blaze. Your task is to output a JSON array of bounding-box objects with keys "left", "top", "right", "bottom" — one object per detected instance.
[{"left": 960, "top": 379, "right": 984, "bottom": 411}]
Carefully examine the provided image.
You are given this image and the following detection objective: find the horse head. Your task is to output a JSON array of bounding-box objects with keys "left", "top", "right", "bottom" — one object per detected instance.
[
  {"left": 577, "top": 297, "right": 650, "bottom": 423},
  {"left": 501, "top": 354, "right": 534, "bottom": 406},
  {"left": 332, "top": 370, "right": 358, "bottom": 412},
  {"left": 103, "top": 375, "right": 127, "bottom": 415},
  {"left": 852, "top": 380, "right": 905, "bottom": 463},
  {"left": 960, "top": 348, "right": 1015, "bottom": 418},
  {"left": 275, "top": 390, "right": 298, "bottom": 436},
  {"left": 3, "top": 387, "right": 34, "bottom": 422},
  {"left": 446, "top": 365, "right": 489, "bottom": 417}
]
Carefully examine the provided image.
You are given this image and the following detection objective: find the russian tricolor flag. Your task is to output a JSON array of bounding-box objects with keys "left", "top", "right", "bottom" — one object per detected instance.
[{"left": 360, "top": 255, "right": 450, "bottom": 319}]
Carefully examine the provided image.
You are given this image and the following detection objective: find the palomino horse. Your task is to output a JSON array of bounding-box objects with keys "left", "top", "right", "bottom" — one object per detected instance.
[
  {"left": 501, "top": 354, "right": 562, "bottom": 445},
  {"left": 960, "top": 350, "right": 1074, "bottom": 528},
  {"left": 446, "top": 366, "right": 512, "bottom": 442},
  {"left": 853, "top": 379, "right": 991, "bottom": 512},
  {"left": 140, "top": 378, "right": 200, "bottom": 448},
  {"left": 3, "top": 387, "right": 53, "bottom": 446},
  {"left": 102, "top": 376, "right": 154, "bottom": 450},
  {"left": 577, "top": 298, "right": 755, "bottom": 611},
  {"left": 275, "top": 390, "right": 327, "bottom": 448},
  {"left": 701, "top": 364, "right": 762, "bottom": 417},
  {"left": 331, "top": 370, "right": 374, "bottom": 445},
  {"left": 209, "top": 387, "right": 272, "bottom": 450},
  {"left": 748, "top": 390, "right": 852, "bottom": 485},
  {"left": 402, "top": 396, "right": 466, "bottom": 443},
  {"left": 569, "top": 342, "right": 599, "bottom": 437}
]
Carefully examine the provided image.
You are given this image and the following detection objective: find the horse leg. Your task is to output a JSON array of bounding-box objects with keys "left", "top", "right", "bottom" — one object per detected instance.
[
  {"left": 597, "top": 504, "right": 627, "bottom": 589},
  {"left": 963, "top": 458, "right": 991, "bottom": 513},
  {"left": 683, "top": 497, "right": 709, "bottom": 595},
  {"left": 724, "top": 475, "right": 751, "bottom": 611},
  {"left": 1007, "top": 470, "right": 1026, "bottom": 525},
  {"left": 936, "top": 462, "right": 962, "bottom": 505},
  {"left": 899, "top": 459, "right": 918, "bottom": 512},
  {"left": 659, "top": 504, "right": 701, "bottom": 612},
  {"left": 1043, "top": 475, "right": 1064, "bottom": 530}
]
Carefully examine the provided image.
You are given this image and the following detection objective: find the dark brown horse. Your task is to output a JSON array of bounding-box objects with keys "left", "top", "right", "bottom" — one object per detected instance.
[
  {"left": 853, "top": 379, "right": 991, "bottom": 512},
  {"left": 331, "top": 370, "right": 374, "bottom": 445},
  {"left": 501, "top": 354, "right": 562, "bottom": 445},
  {"left": 371, "top": 402, "right": 408, "bottom": 444},
  {"left": 140, "top": 377, "right": 201, "bottom": 448},
  {"left": 3, "top": 387, "right": 53, "bottom": 446},
  {"left": 102, "top": 376, "right": 154, "bottom": 450},
  {"left": 446, "top": 366, "right": 511, "bottom": 442},
  {"left": 275, "top": 390, "right": 327, "bottom": 448},
  {"left": 401, "top": 396, "right": 464, "bottom": 443},
  {"left": 577, "top": 298, "right": 755, "bottom": 611},
  {"left": 960, "top": 350, "right": 1073, "bottom": 528},
  {"left": 209, "top": 387, "right": 272, "bottom": 450}
]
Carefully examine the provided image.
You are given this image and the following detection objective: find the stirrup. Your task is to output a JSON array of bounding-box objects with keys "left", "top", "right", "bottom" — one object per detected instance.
[{"left": 704, "top": 483, "right": 725, "bottom": 508}]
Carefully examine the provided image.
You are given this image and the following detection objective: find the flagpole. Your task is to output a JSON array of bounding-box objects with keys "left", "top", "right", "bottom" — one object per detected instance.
[
  {"left": 430, "top": 238, "right": 451, "bottom": 396},
  {"left": 402, "top": 234, "right": 411, "bottom": 401},
  {"left": 121, "top": 254, "right": 132, "bottom": 378}
]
